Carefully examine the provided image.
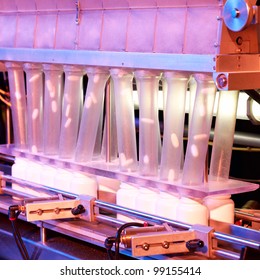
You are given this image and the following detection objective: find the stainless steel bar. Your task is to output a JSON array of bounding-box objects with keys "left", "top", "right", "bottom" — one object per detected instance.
[
  {"left": 0, "top": 48, "right": 215, "bottom": 72},
  {"left": 94, "top": 199, "right": 191, "bottom": 230},
  {"left": 213, "top": 231, "right": 260, "bottom": 250},
  {"left": 95, "top": 214, "right": 126, "bottom": 228},
  {"left": 1, "top": 187, "right": 35, "bottom": 199},
  {"left": 213, "top": 249, "right": 240, "bottom": 260},
  {"left": 210, "top": 130, "right": 260, "bottom": 148},
  {"left": 184, "top": 127, "right": 260, "bottom": 148},
  {"left": 233, "top": 131, "right": 260, "bottom": 148},
  {"left": 235, "top": 210, "right": 260, "bottom": 223}
]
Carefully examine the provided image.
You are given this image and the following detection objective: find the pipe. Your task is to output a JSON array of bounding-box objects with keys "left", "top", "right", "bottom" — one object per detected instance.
[
  {"left": 94, "top": 199, "right": 191, "bottom": 230},
  {"left": 182, "top": 73, "right": 216, "bottom": 186},
  {"left": 110, "top": 68, "right": 138, "bottom": 171},
  {"left": 213, "top": 231, "right": 260, "bottom": 250},
  {"left": 42, "top": 64, "right": 63, "bottom": 156},
  {"left": 59, "top": 65, "right": 84, "bottom": 159},
  {"left": 160, "top": 71, "right": 189, "bottom": 181},
  {"left": 213, "top": 249, "right": 240, "bottom": 260},
  {"left": 135, "top": 70, "right": 161, "bottom": 176},
  {"left": 24, "top": 63, "right": 44, "bottom": 154},
  {"left": 75, "top": 68, "right": 109, "bottom": 162},
  {"left": 209, "top": 90, "right": 239, "bottom": 181}
]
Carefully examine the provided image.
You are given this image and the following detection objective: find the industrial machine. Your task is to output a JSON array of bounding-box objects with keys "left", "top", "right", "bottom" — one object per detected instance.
[{"left": 0, "top": 0, "right": 259, "bottom": 260}]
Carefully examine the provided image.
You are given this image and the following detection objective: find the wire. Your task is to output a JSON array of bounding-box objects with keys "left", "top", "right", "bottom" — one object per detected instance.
[
  {"left": 104, "top": 222, "right": 144, "bottom": 260},
  {"left": 8, "top": 205, "right": 30, "bottom": 260},
  {"left": 11, "top": 220, "right": 30, "bottom": 260},
  {"left": 0, "top": 88, "right": 10, "bottom": 96},
  {"left": 104, "top": 236, "right": 116, "bottom": 260},
  {"left": 114, "top": 222, "right": 144, "bottom": 260},
  {"left": 0, "top": 88, "right": 11, "bottom": 107},
  {"left": 0, "top": 94, "right": 11, "bottom": 107}
]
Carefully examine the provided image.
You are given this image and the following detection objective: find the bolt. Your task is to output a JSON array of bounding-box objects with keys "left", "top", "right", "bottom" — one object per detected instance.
[
  {"left": 162, "top": 241, "right": 170, "bottom": 249},
  {"left": 142, "top": 243, "right": 150, "bottom": 251},
  {"left": 36, "top": 209, "right": 43, "bottom": 216},
  {"left": 236, "top": 36, "right": 243, "bottom": 46},
  {"left": 54, "top": 208, "right": 60, "bottom": 214},
  {"left": 216, "top": 74, "right": 228, "bottom": 89}
]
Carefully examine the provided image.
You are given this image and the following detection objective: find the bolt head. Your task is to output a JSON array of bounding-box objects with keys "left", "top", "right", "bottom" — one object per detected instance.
[
  {"left": 216, "top": 74, "right": 228, "bottom": 89},
  {"left": 142, "top": 243, "right": 150, "bottom": 251}
]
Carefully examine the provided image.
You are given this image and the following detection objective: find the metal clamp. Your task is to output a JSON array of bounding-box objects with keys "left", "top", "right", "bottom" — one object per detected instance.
[
  {"left": 121, "top": 224, "right": 213, "bottom": 258},
  {"left": 25, "top": 195, "right": 95, "bottom": 222}
]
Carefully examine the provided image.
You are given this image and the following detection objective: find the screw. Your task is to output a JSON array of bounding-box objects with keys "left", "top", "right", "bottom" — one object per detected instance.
[
  {"left": 142, "top": 243, "right": 150, "bottom": 251},
  {"left": 216, "top": 74, "right": 228, "bottom": 89},
  {"left": 162, "top": 241, "right": 170, "bottom": 249},
  {"left": 36, "top": 209, "right": 43, "bottom": 216},
  {"left": 54, "top": 208, "right": 60, "bottom": 214},
  {"left": 236, "top": 36, "right": 243, "bottom": 46}
]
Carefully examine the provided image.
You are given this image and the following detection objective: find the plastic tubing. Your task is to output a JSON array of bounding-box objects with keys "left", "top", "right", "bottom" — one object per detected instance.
[
  {"left": 209, "top": 90, "right": 239, "bottom": 181},
  {"left": 110, "top": 68, "right": 138, "bottom": 172},
  {"left": 24, "top": 63, "right": 43, "bottom": 154},
  {"left": 43, "top": 64, "right": 63, "bottom": 156},
  {"left": 135, "top": 70, "right": 161, "bottom": 176},
  {"left": 182, "top": 74, "right": 216, "bottom": 186},
  {"left": 59, "top": 65, "right": 84, "bottom": 159},
  {"left": 160, "top": 72, "right": 189, "bottom": 181},
  {"left": 5, "top": 62, "right": 27, "bottom": 150},
  {"left": 75, "top": 67, "right": 109, "bottom": 162}
]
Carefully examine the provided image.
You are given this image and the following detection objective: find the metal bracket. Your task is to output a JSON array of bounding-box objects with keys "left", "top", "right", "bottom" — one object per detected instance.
[
  {"left": 131, "top": 230, "right": 196, "bottom": 257},
  {"left": 25, "top": 195, "right": 96, "bottom": 222},
  {"left": 125, "top": 224, "right": 214, "bottom": 258},
  {"left": 214, "top": 71, "right": 260, "bottom": 90}
]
